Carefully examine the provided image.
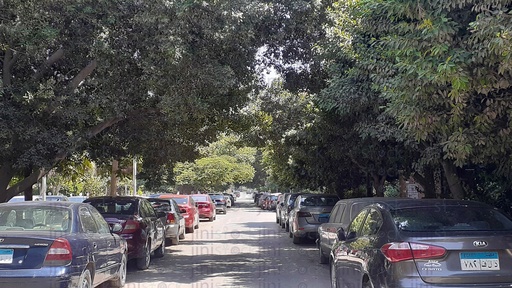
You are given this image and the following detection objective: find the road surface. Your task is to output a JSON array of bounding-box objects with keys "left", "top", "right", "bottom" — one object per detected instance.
[{"left": 124, "top": 197, "right": 330, "bottom": 288}]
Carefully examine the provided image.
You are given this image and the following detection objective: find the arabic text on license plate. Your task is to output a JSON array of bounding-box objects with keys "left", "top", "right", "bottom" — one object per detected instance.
[
  {"left": 0, "top": 249, "right": 13, "bottom": 264},
  {"left": 460, "top": 252, "right": 499, "bottom": 271}
]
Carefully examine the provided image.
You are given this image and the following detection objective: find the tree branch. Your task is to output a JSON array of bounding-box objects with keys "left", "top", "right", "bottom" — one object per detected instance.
[
  {"left": 33, "top": 48, "right": 65, "bottom": 82},
  {"left": 69, "top": 59, "right": 97, "bottom": 91}
]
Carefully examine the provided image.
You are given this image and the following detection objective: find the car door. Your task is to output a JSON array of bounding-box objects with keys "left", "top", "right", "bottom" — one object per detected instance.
[
  {"left": 140, "top": 200, "right": 163, "bottom": 252},
  {"left": 89, "top": 205, "right": 123, "bottom": 277},
  {"left": 79, "top": 206, "right": 109, "bottom": 286},
  {"left": 339, "top": 208, "right": 383, "bottom": 288},
  {"left": 322, "top": 202, "right": 346, "bottom": 252},
  {"left": 171, "top": 199, "right": 185, "bottom": 234}
]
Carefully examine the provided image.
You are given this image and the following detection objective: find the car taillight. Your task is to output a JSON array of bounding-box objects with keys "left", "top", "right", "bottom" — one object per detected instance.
[
  {"left": 297, "top": 211, "right": 312, "bottom": 217},
  {"left": 167, "top": 213, "right": 176, "bottom": 224},
  {"left": 43, "top": 238, "right": 72, "bottom": 266},
  {"left": 381, "top": 242, "right": 446, "bottom": 263},
  {"left": 122, "top": 220, "right": 140, "bottom": 234}
]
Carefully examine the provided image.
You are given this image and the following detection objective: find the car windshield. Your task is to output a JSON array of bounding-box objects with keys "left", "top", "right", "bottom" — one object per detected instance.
[
  {"left": 86, "top": 199, "right": 137, "bottom": 215},
  {"left": 300, "top": 195, "right": 338, "bottom": 206},
  {"left": 0, "top": 205, "right": 71, "bottom": 232},
  {"left": 392, "top": 206, "right": 512, "bottom": 232},
  {"left": 192, "top": 195, "right": 209, "bottom": 202}
]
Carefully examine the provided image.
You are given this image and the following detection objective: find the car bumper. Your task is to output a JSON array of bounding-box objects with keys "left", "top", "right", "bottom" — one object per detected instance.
[
  {"left": 0, "top": 266, "right": 83, "bottom": 288},
  {"left": 198, "top": 209, "right": 214, "bottom": 219},
  {"left": 293, "top": 222, "right": 320, "bottom": 239},
  {"left": 165, "top": 224, "right": 180, "bottom": 239}
]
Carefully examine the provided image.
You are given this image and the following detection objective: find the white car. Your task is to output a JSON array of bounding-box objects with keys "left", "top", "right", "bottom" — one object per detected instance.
[{"left": 224, "top": 196, "right": 232, "bottom": 208}]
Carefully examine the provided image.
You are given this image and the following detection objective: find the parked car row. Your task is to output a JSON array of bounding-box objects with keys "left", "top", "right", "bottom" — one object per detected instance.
[
  {"left": 0, "top": 191, "right": 235, "bottom": 287},
  {"left": 280, "top": 195, "right": 512, "bottom": 288}
]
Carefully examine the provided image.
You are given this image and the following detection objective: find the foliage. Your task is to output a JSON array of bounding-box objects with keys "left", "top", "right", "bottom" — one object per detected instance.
[{"left": 173, "top": 134, "right": 256, "bottom": 191}]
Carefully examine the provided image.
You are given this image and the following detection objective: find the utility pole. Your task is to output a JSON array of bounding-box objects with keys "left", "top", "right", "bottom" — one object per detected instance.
[
  {"left": 133, "top": 157, "right": 137, "bottom": 195},
  {"left": 110, "top": 159, "right": 118, "bottom": 196}
]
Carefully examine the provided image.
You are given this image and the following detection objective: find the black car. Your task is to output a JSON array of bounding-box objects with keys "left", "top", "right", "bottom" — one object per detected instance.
[
  {"left": 209, "top": 194, "right": 228, "bottom": 214},
  {"left": 84, "top": 196, "right": 166, "bottom": 270}
]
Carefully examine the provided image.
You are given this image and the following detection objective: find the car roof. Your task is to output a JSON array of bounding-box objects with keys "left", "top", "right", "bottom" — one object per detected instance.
[
  {"left": 371, "top": 198, "right": 494, "bottom": 210},
  {"left": 0, "top": 201, "right": 77, "bottom": 208}
]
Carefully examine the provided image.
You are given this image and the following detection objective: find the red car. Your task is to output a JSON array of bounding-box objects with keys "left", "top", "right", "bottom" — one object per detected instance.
[
  {"left": 159, "top": 194, "right": 199, "bottom": 233},
  {"left": 191, "top": 194, "right": 216, "bottom": 222}
]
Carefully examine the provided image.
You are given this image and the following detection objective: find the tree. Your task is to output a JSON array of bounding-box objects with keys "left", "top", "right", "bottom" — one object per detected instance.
[
  {"left": 3, "top": 0, "right": 324, "bottom": 202},
  {"left": 173, "top": 134, "right": 256, "bottom": 191}
]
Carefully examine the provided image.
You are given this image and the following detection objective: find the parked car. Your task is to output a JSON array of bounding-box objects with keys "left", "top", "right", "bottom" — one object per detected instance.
[
  {"left": 84, "top": 196, "right": 166, "bottom": 270},
  {"left": 191, "top": 194, "right": 216, "bottom": 221},
  {"left": 281, "top": 193, "right": 304, "bottom": 231},
  {"left": 159, "top": 194, "right": 199, "bottom": 233},
  {"left": 224, "top": 195, "right": 232, "bottom": 208},
  {"left": 330, "top": 198, "right": 512, "bottom": 288},
  {"left": 209, "top": 194, "right": 228, "bottom": 214},
  {"left": 223, "top": 192, "right": 235, "bottom": 206},
  {"left": 265, "top": 195, "right": 279, "bottom": 210},
  {"left": 288, "top": 194, "right": 339, "bottom": 244},
  {"left": 317, "top": 197, "right": 399, "bottom": 264},
  {"left": 0, "top": 201, "right": 127, "bottom": 287},
  {"left": 147, "top": 198, "right": 186, "bottom": 245},
  {"left": 275, "top": 193, "right": 285, "bottom": 224}
]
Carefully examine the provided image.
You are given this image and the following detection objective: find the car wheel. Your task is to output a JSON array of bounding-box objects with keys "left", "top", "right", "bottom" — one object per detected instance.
[
  {"left": 285, "top": 222, "right": 290, "bottom": 232},
  {"left": 281, "top": 219, "right": 286, "bottom": 229},
  {"left": 292, "top": 234, "right": 302, "bottom": 244},
  {"left": 171, "top": 236, "right": 179, "bottom": 245},
  {"left": 276, "top": 216, "right": 279, "bottom": 224},
  {"left": 319, "top": 245, "right": 329, "bottom": 264},
  {"left": 136, "top": 242, "right": 151, "bottom": 270},
  {"left": 362, "top": 280, "right": 372, "bottom": 288},
  {"left": 179, "top": 230, "right": 185, "bottom": 240},
  {"left": 186, "top": 226, "right": 194, "bottom": 233},
  {"left": 109, "top": 253, "right": 127, "bottom": 288},
  {"left": 208, "top": 216, "right": 214, "bottom": 222},
  {"left": 78, "top": 269, "right": 92, "bottom": 288},
  {"left": 154, "top": 240, "right": 165, "bottom": 258},
  {"left": 194, "top": 217, "right": 199, "bottom": 229}
]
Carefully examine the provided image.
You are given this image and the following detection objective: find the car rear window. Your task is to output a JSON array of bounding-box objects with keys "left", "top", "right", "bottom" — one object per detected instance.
[
  {"left": 86, "top": 199, "right": 137, "bottom": 215},
  {"left": 392, "top": 206, "right": 512, "bottom": 232},
  {"left": 209, "top": 195, "right": 224, "bottom": 200},
  {"left": 0, "top": 205, "right": 71, "bottom": 232},
  {"left": 192, "top": 196, "right": 209, "bottom": 202},
  {"left": 300, "top": 196, "right": 339, "bottom": 206},
  {"left": 169, "top": 197, "right": 188, "bottom": 204}
]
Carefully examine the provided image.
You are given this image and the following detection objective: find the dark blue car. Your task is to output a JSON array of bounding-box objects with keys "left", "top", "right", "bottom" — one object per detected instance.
[{"left": 0, "top": 201, "right": 127, "bottom": 288}]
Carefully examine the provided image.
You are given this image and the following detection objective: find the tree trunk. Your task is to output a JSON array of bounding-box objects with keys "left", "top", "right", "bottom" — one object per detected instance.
[
  {"left": 372, "top": 173, "right": 386, "bottom": 197},
  {"left": 412, "top": 166, "right": 436, "bottom": 198},
  {"left": 23, "top": 169, "right": 34, "bottom": 201},
  {"left": 441, "top": 160, "right": 465, "bottom": 199},
  {"left": 366, "top": 174, "right": 373, "bottom": 197}
]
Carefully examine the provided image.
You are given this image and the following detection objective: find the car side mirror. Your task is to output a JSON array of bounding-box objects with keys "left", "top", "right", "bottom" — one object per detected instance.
[
  {"left": 111, "top": 223, "right": 123, "bottom": 233},
  {"left": 336, "top": 228, "right": 346, "bottom": 241}
]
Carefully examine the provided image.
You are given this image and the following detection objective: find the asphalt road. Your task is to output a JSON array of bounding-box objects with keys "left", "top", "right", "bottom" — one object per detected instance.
[{"left": 124, "top": 197, "right": 330, "bottom": 288}]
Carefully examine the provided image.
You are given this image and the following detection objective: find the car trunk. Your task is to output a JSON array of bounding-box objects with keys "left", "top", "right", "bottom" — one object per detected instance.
[
  {"left": 409, "top": 233, "right": 512, "bottom": 284},
  {"left": 0, "top": 233, "right": 61, "bottom": 269},
  {"left": 298, "top": 206, "right": 333, "bottom": 224}
]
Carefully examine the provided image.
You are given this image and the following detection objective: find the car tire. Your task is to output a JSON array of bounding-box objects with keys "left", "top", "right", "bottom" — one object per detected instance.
[
  {"left": 276, "top": 216, "right": 279, "bottom": 224},
  {"left": 319, "top": 246, "right": 329, "bottom": 264},
  {"left": 281, "top": 220, "right": 286, "bottom": 229},
  {"left": 179, "top": 230, "right": 185, "bottom": 240},
  {"left": 186, "top": 226, "right": 194, "bottom": 233},
  {"left": 292, "top": 235, "right": 302, "bottom": 244},
  {"left": 154, "top": 240, "right": 165, "bottom": 258},
  {"left": 208, "top": 216, "right": 214, "bottom": 222},
  {"left": 109, "top": 253, "right": 127, "bottom": 288},
  {"left": 362, "top": 280, "right": 372, "bottom": 288},
  {"left": 171, "top": 236, "right": 179, "bottom": 245},
  {"left": 78, "top": 269, "right": 92, "bottom": 288},
  {"left": 136, "top": 242, "right": 151, "bottom": 270},
  {"left": 285, "top": 222, "right": 290, "bottom": 232}
]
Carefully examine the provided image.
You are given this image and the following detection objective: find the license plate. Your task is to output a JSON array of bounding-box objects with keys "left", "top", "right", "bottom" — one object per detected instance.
[
  {"left": 460, "top": 252, "right": 500, "bottom": 270},
  {"left": 0, "top": 249, "right": 13, "bottom": 264}
]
